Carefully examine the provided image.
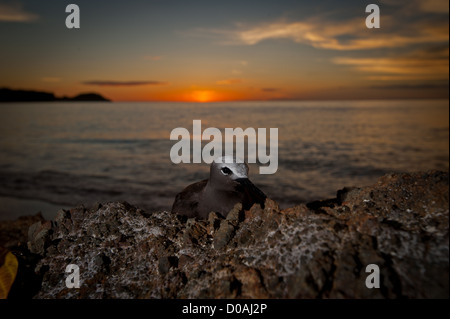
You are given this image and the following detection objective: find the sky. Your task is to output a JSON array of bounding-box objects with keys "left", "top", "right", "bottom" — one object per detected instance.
[{"left": 0, "top": 0, "right": 448, "bottom": 102}]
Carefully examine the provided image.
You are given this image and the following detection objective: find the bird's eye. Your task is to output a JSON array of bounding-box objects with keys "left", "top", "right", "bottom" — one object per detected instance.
[{"left": 221, "top": 167, "right": 232, "bottom": 175}]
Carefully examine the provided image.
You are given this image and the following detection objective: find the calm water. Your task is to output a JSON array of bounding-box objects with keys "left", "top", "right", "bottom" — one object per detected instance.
[{"left": 0, "top": 100, "right": 448, "bottom": 220}]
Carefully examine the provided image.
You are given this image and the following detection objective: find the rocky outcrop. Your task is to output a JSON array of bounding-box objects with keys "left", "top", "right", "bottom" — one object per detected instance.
[
  {"left": 2, "top": 171, "right": 449, "bottom": 298},
  {"left": 0, "top": 88, "right": 110, "bottom": 102}
]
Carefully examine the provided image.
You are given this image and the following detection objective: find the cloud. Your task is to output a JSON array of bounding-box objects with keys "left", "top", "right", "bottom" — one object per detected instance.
[
  {"left": 411, "top": 0, "right": 449, "bottom": 15},
  {"left": 213, "top": 17, "right": 448, "bottom": 51},
  {"left": 370, "top": 83, "right": 449, "bottom": 90},
  {"left": 188, "top": 4, "right": 448, "bottom": 84},
  {"left": 333, "top": 54, "right": 449, "bottom": 81},
  {"left": 0, "top": 2, "right": 39, "bottom": 22},
  {"left": 419, "top": 0, "right": 449, "bottom": 13},
  {"left": 82, "top": 80, "right": 169, "bottom": 87},
  {"left": 216, "top": 78, "right": 242, "bottom": 85},
  {"left": 195, "top": 2, "right": 448, "bottom": 51},
  {"left": 333, "top": 56, "right": 445, "bottom": 74},
  {"left": 382, "top": 0, "right": 449, "bottom": 14}
]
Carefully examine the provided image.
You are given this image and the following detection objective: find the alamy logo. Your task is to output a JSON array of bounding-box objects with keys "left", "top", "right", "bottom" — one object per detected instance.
[
  {"left": 65, "top": 264, "right": 80, "bottom": 288},
  {"left": 170, "top": 120, "right": 278, "bottom": 174},
  {"left": 65, "top": 4, "right": 80, "bottom": 29},
  {"left": 366, "top": 4, "right": 380, "bottom": 29},
  {"left": 365, "top": 264, "right": 380, "bottom": 289}
]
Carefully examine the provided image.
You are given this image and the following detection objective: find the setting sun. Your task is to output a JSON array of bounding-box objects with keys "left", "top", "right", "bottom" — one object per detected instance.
[{"left": 192, "top": 90, "right": 215, "bottom": 103}]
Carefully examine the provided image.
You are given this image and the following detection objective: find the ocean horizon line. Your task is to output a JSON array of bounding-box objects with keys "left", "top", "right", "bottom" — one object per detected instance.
[{"left": 2, "top": 98, "right": 447, "bottom": 104}]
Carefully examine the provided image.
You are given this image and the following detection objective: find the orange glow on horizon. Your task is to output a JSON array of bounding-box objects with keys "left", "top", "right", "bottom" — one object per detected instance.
[
  {"left": 191, "top": 90, "right": 215, "bottom": 103},
  {"left": 55, "top": 78, "right": 449, "bottom": 102},
  {"left": 123, "top": 87, "right": 256, "bottom": 103}
]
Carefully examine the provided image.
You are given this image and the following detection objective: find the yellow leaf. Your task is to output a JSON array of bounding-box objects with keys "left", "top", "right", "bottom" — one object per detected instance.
[{"left": 0, "top": 248, "right": 18, "bottom": 299}]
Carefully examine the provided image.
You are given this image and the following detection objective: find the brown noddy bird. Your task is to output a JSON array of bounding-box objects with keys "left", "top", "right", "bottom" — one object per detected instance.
[{"left": 171, "top": 156, "right": 266, "bottom": 219}]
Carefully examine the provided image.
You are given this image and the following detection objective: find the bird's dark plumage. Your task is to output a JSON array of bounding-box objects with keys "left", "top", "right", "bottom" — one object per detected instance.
[{"left": 171, "top": 157, "right": 266, "bottom": 219}]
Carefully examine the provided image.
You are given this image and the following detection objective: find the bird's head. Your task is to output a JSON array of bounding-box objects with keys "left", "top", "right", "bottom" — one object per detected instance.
[{"left": 210, "top": 156, "right": 250, "bottom": 190}]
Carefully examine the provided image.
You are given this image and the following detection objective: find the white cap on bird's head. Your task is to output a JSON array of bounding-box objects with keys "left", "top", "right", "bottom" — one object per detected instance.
[{"left": 212, "top": 156, "right": 248, "bottom": 179}]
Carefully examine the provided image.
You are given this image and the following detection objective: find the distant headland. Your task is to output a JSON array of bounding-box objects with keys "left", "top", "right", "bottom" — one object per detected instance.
[{"left": 0, "top": 88, "right": 110, "bottom": 102}]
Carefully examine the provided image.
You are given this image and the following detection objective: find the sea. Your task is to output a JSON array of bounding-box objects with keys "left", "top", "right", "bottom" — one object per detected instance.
[{"left": 0, "top": 100, "right": 448, "bottom": 220}]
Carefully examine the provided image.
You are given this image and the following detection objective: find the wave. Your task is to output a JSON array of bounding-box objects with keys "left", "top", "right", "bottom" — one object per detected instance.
[{"left": 0, "top": 169, "right": 175, "bottom": 213}]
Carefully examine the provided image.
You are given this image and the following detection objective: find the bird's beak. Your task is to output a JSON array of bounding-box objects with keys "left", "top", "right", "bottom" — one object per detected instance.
[
  {"left": 235, "top": 178, "right": 266, "bottom": 199},
  {"left": 235, "top": 178, "right": 251, "bottom": 186}
]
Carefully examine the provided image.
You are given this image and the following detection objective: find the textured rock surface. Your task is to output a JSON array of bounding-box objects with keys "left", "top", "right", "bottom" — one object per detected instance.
[
  {"left": 1, "top": 171, "right": 448, "bottom": 299},
  {"left": 0, "top": 213, "right": 45, "bottom": 250}
]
